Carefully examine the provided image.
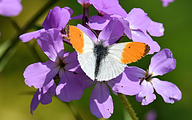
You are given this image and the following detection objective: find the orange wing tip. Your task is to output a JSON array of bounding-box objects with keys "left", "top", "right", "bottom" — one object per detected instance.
[
  {"left": 65, "top": 25, "right": 84, "bottom": 54},
  {"left": 120, "top": 42, "right": 150, "bottom": 64}
]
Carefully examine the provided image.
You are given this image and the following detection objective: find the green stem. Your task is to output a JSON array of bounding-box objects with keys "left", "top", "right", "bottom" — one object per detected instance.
[
  {"left": 118, "top": 93, "right": 138, "bottom": 120},
  {"left": 66, "top": 102, "right": 83, "bottom": 120},
  {"left": 7, "top": 17, "right": 21, "bottom": 31},
  {"left": 0, "top": 0, "right": 59, "bottom": 71}
]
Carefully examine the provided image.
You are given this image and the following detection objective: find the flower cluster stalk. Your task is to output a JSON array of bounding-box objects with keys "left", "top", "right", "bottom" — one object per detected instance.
[{"left": 118, "top": 93, "right": 138, "bottom": 120}]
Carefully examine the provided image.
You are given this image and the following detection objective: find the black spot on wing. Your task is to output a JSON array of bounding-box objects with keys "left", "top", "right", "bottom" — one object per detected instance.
[{"left": 144, "top": 44, "right": 150, "bottom": 56}]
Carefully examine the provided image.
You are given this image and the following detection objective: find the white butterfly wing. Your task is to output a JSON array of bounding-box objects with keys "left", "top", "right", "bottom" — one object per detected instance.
[
  {"left": 95, "top": 55, "right": 126, "bottom": 81},
  {"left": 77, "top": 52, "right": 96, "bottom": 80},
  {"left": 96, "top": 42, "right": 150, "bottom": 81},
  {"left": 108, "top": 42, "right": 150, "bottom": 64},
  {"left": 66, "top": 25, "right": 96, "bottom": 80}
]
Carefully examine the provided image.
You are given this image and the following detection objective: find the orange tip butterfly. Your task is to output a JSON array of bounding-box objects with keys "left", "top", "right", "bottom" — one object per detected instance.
[{"left": 66, "top": 25, "right": 150, "bottom": 82}]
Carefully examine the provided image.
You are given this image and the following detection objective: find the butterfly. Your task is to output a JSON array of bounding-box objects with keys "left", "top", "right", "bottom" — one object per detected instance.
[{"left": 66, "top": 25, "right": 150, "bottom": 82}]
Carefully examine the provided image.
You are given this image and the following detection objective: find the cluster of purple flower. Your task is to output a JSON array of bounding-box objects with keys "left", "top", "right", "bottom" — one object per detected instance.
[{"left": 18, "top": 0, "right": 180, "bottom": 119}]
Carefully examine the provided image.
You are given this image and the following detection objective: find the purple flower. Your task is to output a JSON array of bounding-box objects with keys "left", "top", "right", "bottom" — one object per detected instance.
[
  {"left": 160, "top": 0, "right": 174, "bottom": 7},
  {"left": 134, "top": 49, "right": 182, "bottom": 105},
  {"left": 30, "top": 80, "right": 56, "bottom": 114},
  {"left": 90, "top": 0, "right": 127, "bottom": 17},
  {"left": 42, "top": 6, "right": 72, "bottom": 30},
  {"left": 76, "top": 25, "right": 141, "bottom": 118},
  {"left": 75, "top": 0, "right": 133, "bottom": 40},
  {"left": 89, "top": 7, "right": 164, "bottom": 54},
  {"left": 125, "top": 8, "right": 164, "bottom": 54},
  {"left": 24, "top": 29, "right": 87, "bottom": 111},
  {"left": 19, "top": 6, "right": 72, "bottom": 42},
  {"left": 87, "top": 0, "right": 132, "bottom": 39},
  {"left": 126, "top": 8, "right": 164, "bottom": 37},
  {"left": 0, "top": 0, "right": 22, "bottom": 17},
  {"left": 88, "top": 14, "right": 133, "bottom": 41},
  {"left": 76, "top": 0, "right": 127, "bottom": 19}
]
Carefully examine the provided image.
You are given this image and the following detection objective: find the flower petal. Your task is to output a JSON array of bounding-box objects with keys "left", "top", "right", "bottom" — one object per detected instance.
[
  {"left": 24, "top": 60, "right": 58, "bottom": 88},
  {"left": 90, "top": 82, "right": 113, "bottom": 118},
  {"left": 90, "top": 0, "right": 127, "bottom": 17},
  {"left": 30, "top": 90, "right": 40, "bottom": 115},
  {"left": 118, "top": 17, "right": 132, "bottom": 39},
  {"left": 77, "top": 24, "right": 98, "bottom": 42},
  {"left": 64, "top": 7, "right": 73, "bottom": 16},
  {"left": 56, "top": 70, "right": 84, "bottom": 102},
  {"left": 147, "top": 20, "right": 164, "bottom": 37},
  {"left": 131, "top": 30, "right": 160, "bottom": 54},
  {"left": 152, "top": 78, "right": 182, "bottom": 103},
  {"left": 63, "top": 52, "right": 79, "bottom": 72},
  {"left": 30, "top": 80, "right": 56, "bottom": 114},
  {"left": 42, "top": 6, "right": 71, "bottom": 30},
  {"left": 19, "top": 29, "right": 45, "bottom": 42},
  {"left": 71, "top": 14, "right": 83, "bottom": 20},
  {"left": 126, "top": 8, "right": 150, "bottom": 31},
  {"left": 40, "top": 80, "right": 56, "bottom": 104},
  {"left": 161, "top": 0, "right": 174, "bottom": 7},
  {"left": 88, "top": 15, "right": 110, "bottom": 30},
  {"left": 108, "top": 67, "right": 141, "bottom": 95},
  {"left": 126, "top": 66, "right": 145, "bottom": 78},
  {"left": 72, "top": 66, "right": 96, "bottom": 89},
  {"left": 37, "top": 29, "right": 64, "bottom": 61},
  {"left": 136, "top": 80, "right": 156, "bottom": 105},
  {"left": 0, "top": 0, "right": 22, "bottom": 17},
  {"left": 149, "top": 49, "right": 176, "bottom": 76},
  {"left": 98, "top": 17, "right": 124, "bottom": 45}
]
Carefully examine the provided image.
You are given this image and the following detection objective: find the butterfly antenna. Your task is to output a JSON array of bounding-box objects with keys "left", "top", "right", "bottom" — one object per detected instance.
[
  {"left": 102, "top": 34, "right": 126, "bottom": 43},
  {"left": 115, "top": 34, "right": 126, "bottom": 43},
  {"left": 85, "top": 22, "right": 100, "bottom": 42},
  {"left": 85, "top": 23, "right": 126, "bottom": 43}
]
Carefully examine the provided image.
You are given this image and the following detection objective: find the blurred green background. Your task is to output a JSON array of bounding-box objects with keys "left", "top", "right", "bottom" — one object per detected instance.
[{"left": 0, "top": 0, "right": 191, "bottom": 120}]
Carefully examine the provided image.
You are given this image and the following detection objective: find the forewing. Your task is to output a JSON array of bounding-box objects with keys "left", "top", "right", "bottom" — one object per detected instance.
[
  {"left": 66, "top": 25, "right": 96, "bottom": 80},
  {"left": 66, "top": 25, "right": 94, "bottom": 54},
  {"left": 108, "top": 42, "right": 150, "bottom": 64}
]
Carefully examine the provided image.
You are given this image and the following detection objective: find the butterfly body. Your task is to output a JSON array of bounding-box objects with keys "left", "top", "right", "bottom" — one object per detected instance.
[
  {"left": 66, "top": 25, "right": 150, "bottom": 81},
  {"left": 93, "top": 41, "right": 109, "bottom": 79}
]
